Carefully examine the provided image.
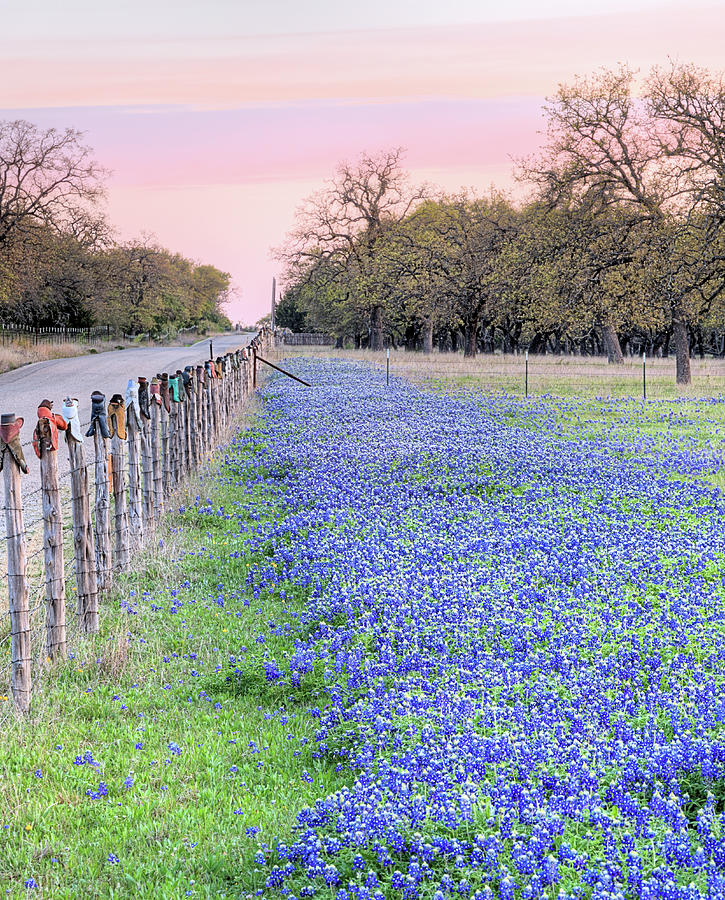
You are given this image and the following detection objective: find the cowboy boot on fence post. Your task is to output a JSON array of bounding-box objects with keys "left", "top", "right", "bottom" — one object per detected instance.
[
  {"left": 107, "top": 394, "right": 127, "bottom": 441},
  {"left": 33, "top": 401, "right": 68, "bottom": 660},
  {"left": 173, "top": 371, "right": 187, "bottom": 474},
  {"left": 136, "top": 379, "right": 153, "bottom": 526},
  {"left": 63, "top": 398, "right": 99, "bottom": 633},
  {"left": 62, "top": 398, "right": 84, "bottom": 444},
  {"left": 159, "top": 374, "right": 171, "bottom": 492},
  {"left": 125, "top": 379, "right": 144, "bottom": 550},
  {"left": 86, "top": 391, "right": 111, "bottom": 439},
  {"left": 125, "top": 380, "right": 141, "bottom": 427},
  {"left": 149, "top": 378, "right": 164, "bottom": 516},
  {"left": 0, "top": 413, "right": 28, "bottom": 474},
  {"left": 137, "top": 377, "right": 151, "bottom": 420},
  {"left": 33, "top": 400, "right": 67, "bottom": 459},
  {"left": 108, "top": 395, "right": 129, "bottom": 571},
  {"left": 183, "top": 366, "right": 193, "bottom": 398},
  {"left": 0, "top": 412, "right": 31, "bottom": 711},
  {"left": 167, "top": 374, "right": 178, "bottom": 486},
  {"left": 182, "top": 366, "right": 196, "bottom": 469},
  {"left": 86, "top": 392, "right": 112, "bottom": 591},
  {"left": 160, "top": 373, "right": 170, "bottom": 413},
  {"left": 196, "top": 365, "right": 205, "bottom": 466}
]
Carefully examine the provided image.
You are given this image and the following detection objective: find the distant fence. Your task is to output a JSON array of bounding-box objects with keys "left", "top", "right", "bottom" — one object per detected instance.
[
  {"left": 0, "top": 327, "right": 277, "bottom": 713},
  {"left": 281, "top": 332, "right": 334, "bottom": 346},
  {"left": 0, "top": 323, "right": 127, "bottom": 346},
  {"left": 0, "top": 323, "right": 207, "bottom": 347}
]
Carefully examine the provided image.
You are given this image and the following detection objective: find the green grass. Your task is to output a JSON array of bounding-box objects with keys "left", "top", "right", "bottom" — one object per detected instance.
[{"left": 0, "top": 431, "right": 349, "bottom": 899}]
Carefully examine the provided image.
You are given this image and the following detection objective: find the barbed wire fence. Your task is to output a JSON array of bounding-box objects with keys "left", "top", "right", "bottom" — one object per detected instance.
[{"left": 0, "top": 328, "right": 278, "bottom": 718}]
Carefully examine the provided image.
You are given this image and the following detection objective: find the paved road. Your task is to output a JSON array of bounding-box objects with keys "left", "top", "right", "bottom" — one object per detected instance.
[{"left": 0, "top": 332, "right": 253, "bottom": 536}]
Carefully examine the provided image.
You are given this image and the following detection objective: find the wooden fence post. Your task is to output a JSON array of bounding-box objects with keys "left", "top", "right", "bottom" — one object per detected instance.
[
  {"left": 138, "top": 378, "right": 154, "bottom": 528},
  {"left": 34, "top": 405, "right": 66, "bottom": 660},
  {"left": 160, "top": 374, "right": 170, "bottom": 495},
  {"left": 126, "top": 381, "right": 144, "bottom": 551},
  {"left": 182, "top": 373, "right": 193, "bottom": 475},
  {"left": 168, "top": 375, "right": 178, "bottom": 486},
  {"left": 205, "top": 364, "right": 214, "bottom": 449},
  {"left": 89, "top": 391, "right": 112, "bottom": 592},
  {"left": 150, "top": 379, "right": 164, "bottom": 517},
  {"left": 197, "top": 366, "right": 206, "bottom": 465},
  {"left": 182, "top": 366, "right": 196, "bottom": 475},
  {"left": 108, "top": 394, "right": 130, "bottom": 572},
  {"left": 1, "top": 413, "right": 31, "bottom": 712},
  {"left": 63, "top": 398, "right": 99, "bottom": 633}
]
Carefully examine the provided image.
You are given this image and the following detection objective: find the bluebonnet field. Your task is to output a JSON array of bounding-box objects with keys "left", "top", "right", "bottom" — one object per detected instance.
[
  {"left": 5, "top": 357, "right": 725, "bottom": 899},
  {"left": 231, "top": 359, "right": 725, "bottom": 899}
]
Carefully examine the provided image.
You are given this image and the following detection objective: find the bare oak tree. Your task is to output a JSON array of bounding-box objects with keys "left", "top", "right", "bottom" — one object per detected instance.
[
  {"left": 277, "top": 148, "right": 428, "bottom": 350},
  {"left": 519, "top": 66, "right": 701, "bottom": 382},
  {"left": 0, "top": 119, "right": 106, "bottom": 250}
]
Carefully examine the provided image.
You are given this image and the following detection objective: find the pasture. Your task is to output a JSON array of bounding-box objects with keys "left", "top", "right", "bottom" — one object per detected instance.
[{"left": 3, "top": 356, "right": 725, "bottom": 899}]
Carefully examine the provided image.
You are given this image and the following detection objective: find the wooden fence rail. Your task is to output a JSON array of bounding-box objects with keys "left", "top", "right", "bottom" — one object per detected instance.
[{"left": 1, "top": 327, "right": 277, "bottom": 713}]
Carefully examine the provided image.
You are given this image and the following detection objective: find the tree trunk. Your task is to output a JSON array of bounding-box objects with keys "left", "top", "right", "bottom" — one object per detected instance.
[
  {"left": 464, "top": 318, "right": 478, "bottom": 358},
  {"left": 601, "top": 323, "right": 624, "bottom": 364},
  {"left": 370, "top": 305, "right": 384, "bottom": 351},
  {"left": 672, "top": 306, "right": 691, "bottom": 385},
  {"left": 422, "top": 320, "right": 433, "bottom": 354}
]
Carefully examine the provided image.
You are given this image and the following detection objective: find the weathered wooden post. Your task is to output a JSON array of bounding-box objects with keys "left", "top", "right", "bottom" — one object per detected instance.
[
  {"left": 150, "top": 377, "right": 164, "bottom": 517},
  {"left": 62, "top": 398, "right": 99, "bottom": 633},
  {"left": 182, "top": 368, "right": 194, "bottom": 474},
  {"left": 179, "top": 369, "right": 190, "bottom": 474},
  {"left": 138, "top": 377, "right": 154, "bottom": 528},
  {"left": 126, "top": 380, "right": 144, "bottom": 550},
  {"left": 108, "top": 394, "right": 130, "bottom": 571},
  {"left": 160, "top": 373, "right": 171, "bottom": 494},
  {"left": 205, "top": 361, "right": 214, "bottom": 448},
  {"left": 33, "top": 402, "right": 67, "bottom": 660},
  {"left": 168, "top": 374, "right": 179, "bottom": 484},
  {"left": 215, "top": 356, "right": 227, "bottom": 440},
  {"left": 197, "top": 365, "right": 206, "bottom": 465},
  {"left": 87, "top": 391, "right": 112, "bottom": 592},
  {"left": 1, "top": 413, "right": 31, "bottom": 711}
]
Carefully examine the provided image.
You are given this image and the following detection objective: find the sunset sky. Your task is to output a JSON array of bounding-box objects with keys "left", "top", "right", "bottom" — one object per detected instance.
[{"left": 3, "top": 0, "right": 724, "bottom": 322}]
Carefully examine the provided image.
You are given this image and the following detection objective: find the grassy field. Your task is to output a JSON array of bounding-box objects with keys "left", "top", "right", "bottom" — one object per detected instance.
[
  {"left": 4, "top": 352, "right": 725, "bottom": 898},
  {"left": 280, "top": 346, "right": 725, "bottom": 400},
  {"left": 0, "top": 410, "right": 347, "bottom": 898}
]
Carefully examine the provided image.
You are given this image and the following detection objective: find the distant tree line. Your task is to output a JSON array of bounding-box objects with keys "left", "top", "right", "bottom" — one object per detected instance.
[
  {"left": 0, "top": 120, "right": 231, "bottom": 336},
  {"left": 277, "top": 63, "right": 725, "bottom": 384}
]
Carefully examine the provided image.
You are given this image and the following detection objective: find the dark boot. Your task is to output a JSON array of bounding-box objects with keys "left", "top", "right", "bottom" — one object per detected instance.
[
  {"left": 183, "top": 366, "right": 194, "bottom": 397},
  {"left": 138, "top": 378, "right": 150, "bottom": 419},
  {"left": 160, "top": 373, "right": 170, "bottom": 412},
  {"left": 138, "top": 378, "right": 151, "bottom": 420},
  {"left": 86, "top": 391, "right": 111, "bottom": 439}
]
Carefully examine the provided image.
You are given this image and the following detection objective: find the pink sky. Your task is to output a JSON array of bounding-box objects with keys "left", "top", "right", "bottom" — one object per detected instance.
[{"left": 3, "top": 2, "right": 724, "bottom": 322}]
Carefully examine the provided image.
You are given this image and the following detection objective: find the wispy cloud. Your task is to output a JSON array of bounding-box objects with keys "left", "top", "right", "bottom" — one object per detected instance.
[{"left": 2, "top": 8, "right": 723, "bottom": 109}]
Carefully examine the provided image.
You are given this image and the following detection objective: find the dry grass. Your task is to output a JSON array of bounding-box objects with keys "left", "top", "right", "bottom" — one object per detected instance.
[
  {"left": 279, "top": 346, "right": 725, "bottom": 400},
  {"left": 0, "top": 340, "right": 99, "bottom": 375}
]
